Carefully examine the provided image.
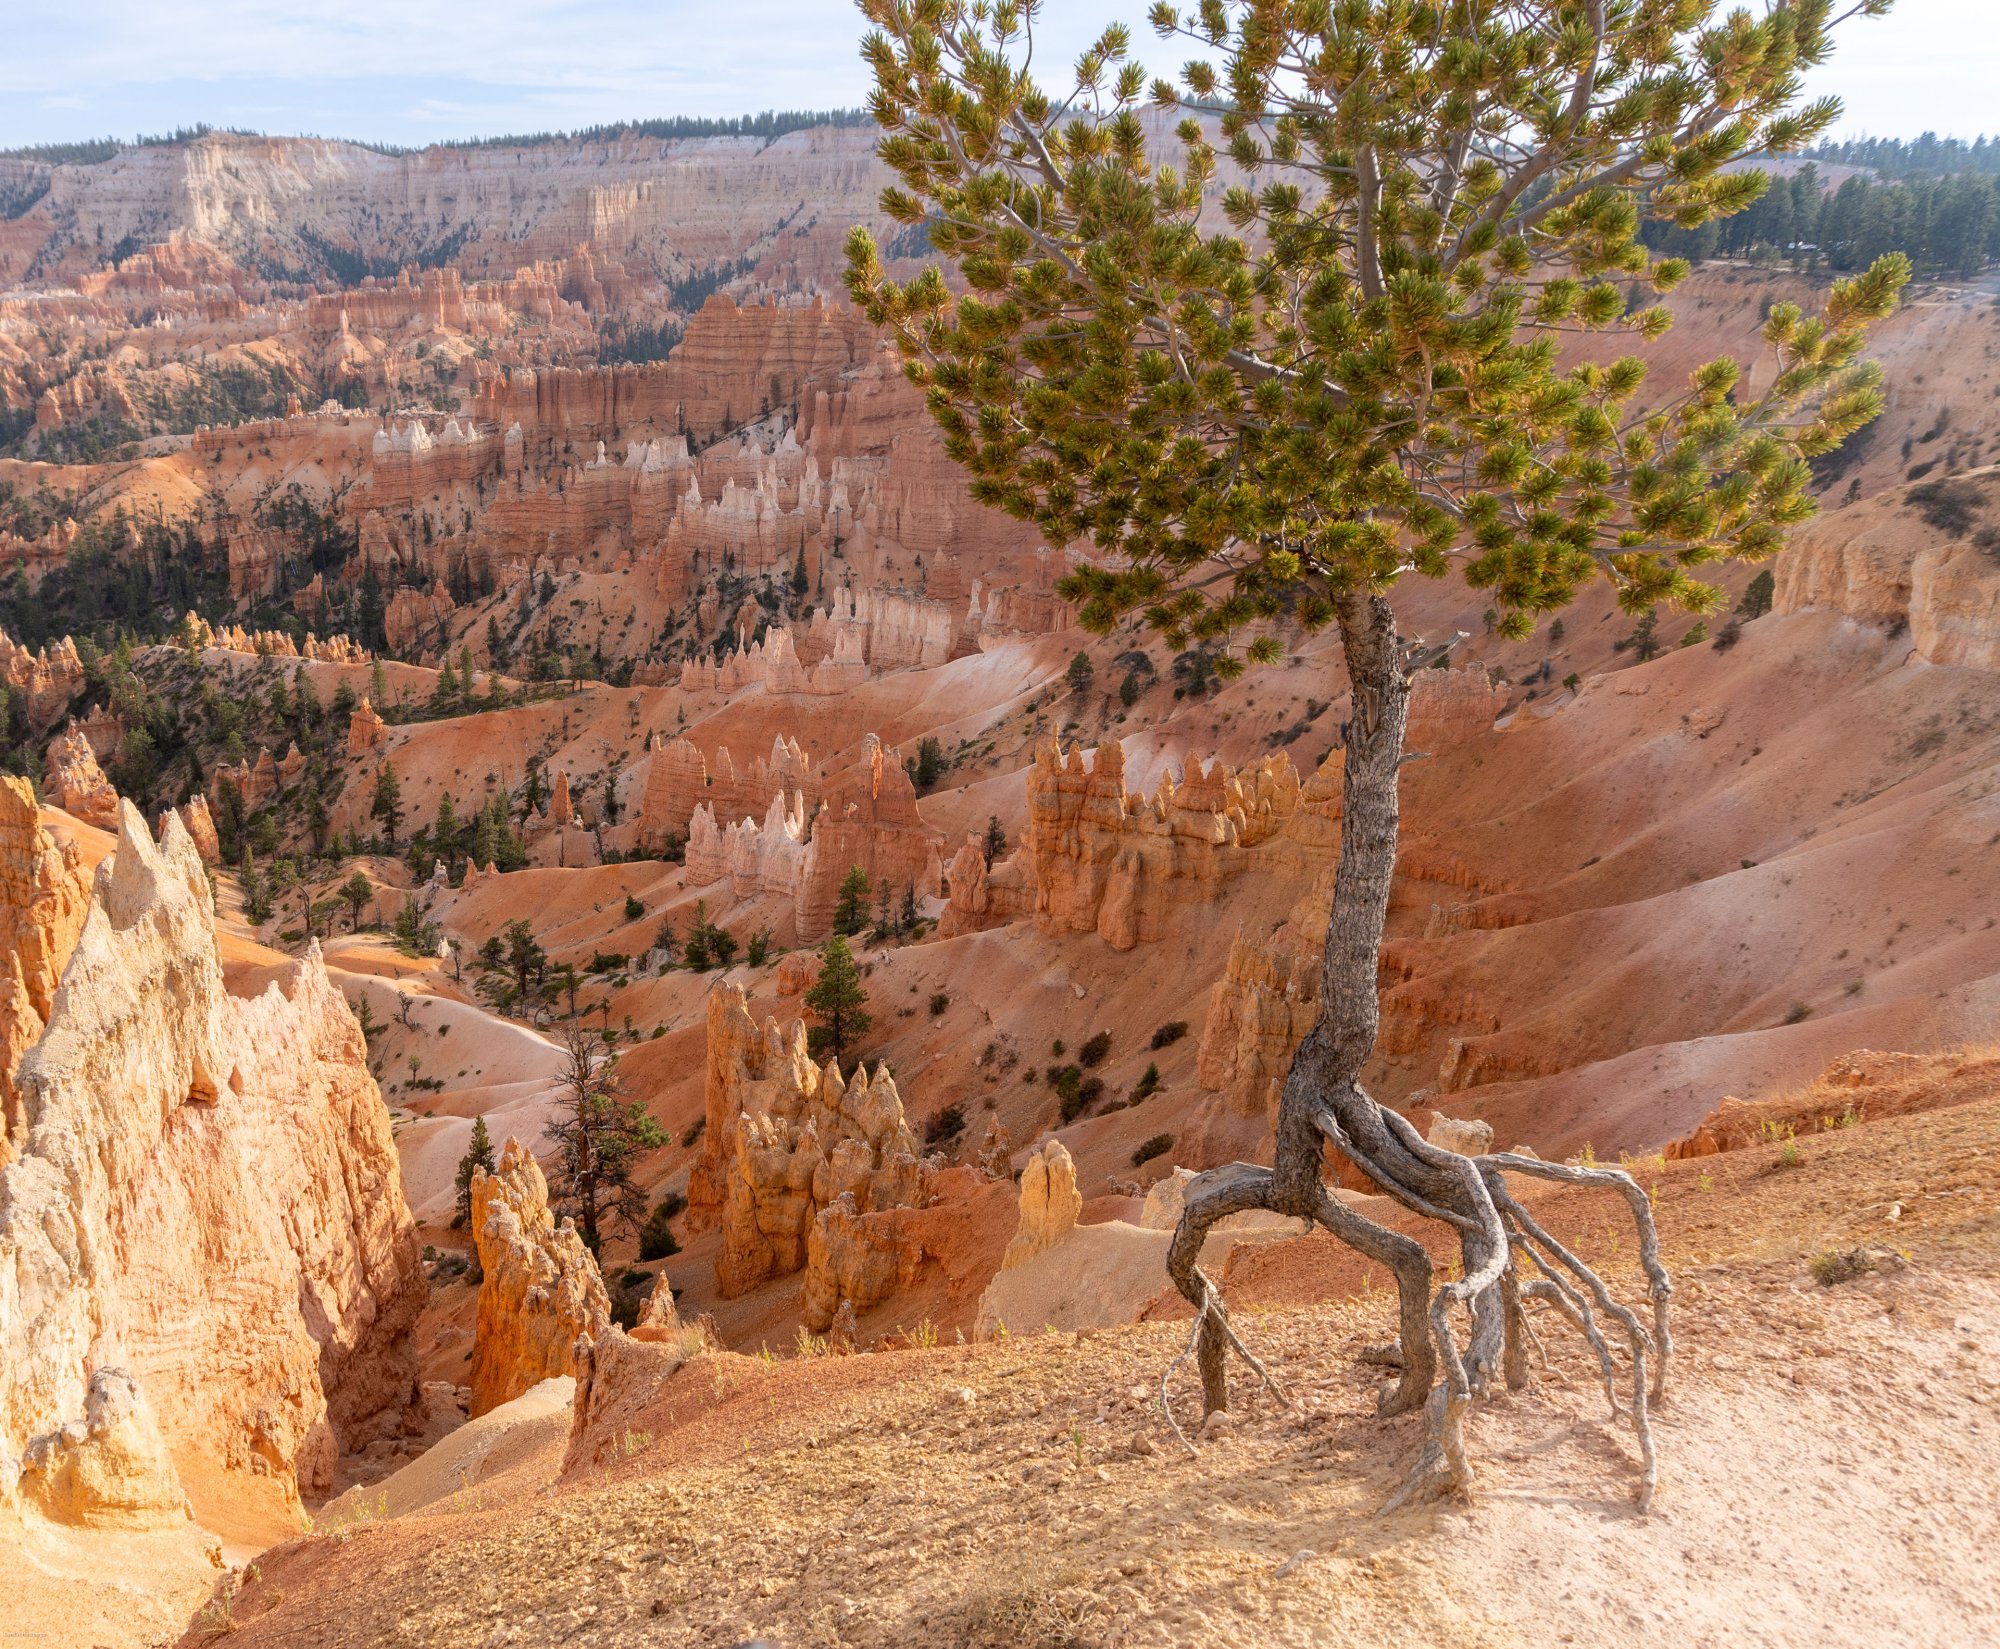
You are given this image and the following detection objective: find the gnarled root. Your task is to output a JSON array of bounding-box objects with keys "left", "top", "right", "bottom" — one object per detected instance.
[{"left": 1163, "top": 1121, "right": 1674, "bottom": 1512}]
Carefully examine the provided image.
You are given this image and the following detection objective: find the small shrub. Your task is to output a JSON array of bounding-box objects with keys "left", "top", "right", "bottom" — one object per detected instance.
[
  {"left": 623, "top": 894, "right": 645, "bottom": 922},
  {"left": 924, "top": 1103, "right": 966, "bottom": 1146},
  {"left": 680, "top": 1116, "right": 706, "bottom": 1148},
  {"left": 1131, "top": 1132, "right": 1173, "bottom": 1167},
  {"left": 638, "top": 1195, "right": 682, "bottom": 1261},
  {"left": 1783, "top": 1000, "right": 1813, "bottom": 1025},
  {"left": 1077, "top": 1030, "right": 1112, "bottom": 1067},
  {"left": 1051, "top": 1039, "right": 1066, "bottom": 1056},
  {"left": 1150, "top": 1020, "right": 1188, "bottom": 1049},
  {"left": 1130, "top": 1062, "right": 1161, "bottom": 1102},
  {"left": 929, "top": 991, "right": 950, "bottom": 1016},
  {"left": 1810, "top": 1247, "right": 1876, "bottom": 1286}
]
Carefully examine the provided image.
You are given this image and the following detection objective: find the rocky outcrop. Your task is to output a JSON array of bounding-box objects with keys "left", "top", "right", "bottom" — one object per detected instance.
[
  {"left": 800, "top": 1192, "right": 927, "bottom": 1332},
  {"left": 1425, "top": 1113, "right": 1495, "bottom": 1156},
  {"left": 42, "top": 728, "right": 119, "bottom": 829},
  {"left": 0, "top": 804, "right": 425, "bottom": 1520},
  {"left": 1027, "top": 738, "right": 1300, "bottom": 950},
  {"left": 468, "top": 1137, "right": 611, "bottom": 1418},
  {"left": 0, "top": 630, "right": 85, "bottom": 730},
  {"left": 346, "top": 697, "right": 389, "bottom": 756},
  {"left": 15, "top": 1367, "right": 188, "bottom": 1529},
  {"left": 1664, "top": 1047, "right": 2000, "bottom": 1160},
  {"left": 0, "top": 779, "right": 90, "bottom": 1154},
  {"left": 996, "top": 1140, "right": 1082, "bottom": 1272},
  {"left": 640, "top": 732, "right": 817, "bottom": 839},
  {"left": 685, "top": 792, "right": 810, "bottom": 899},
  {"left": 938, "top": 831, "right": 1034, "bottom": 938},
  {"left": 692, "top": 983, "right": 927, "bottom": 1299},
  {"left": 795, "top": 734, "right": 944, "bottom": 942},
  {"left": 1776, "top": 466, "right": 2000, "bottom": 670},
  {"left": 176, "top": 795, "right": 221, "bottom": 865}
]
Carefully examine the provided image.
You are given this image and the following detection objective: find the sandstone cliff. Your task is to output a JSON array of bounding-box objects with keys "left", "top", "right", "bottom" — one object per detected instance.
[
  {"left": 469, "top": 1138, "right": 611, "bottom": 1418},
  {"left": 0, "top": 804, "right": 424, "bottom": 1525},
  {"left": 0, "top": 779, "right": 90, "bottom": 1155}
]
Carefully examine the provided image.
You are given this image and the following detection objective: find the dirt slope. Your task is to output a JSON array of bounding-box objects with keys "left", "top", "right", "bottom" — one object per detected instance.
[{"left": 178, "top": 1090, "right": 2000, "bottom": 1649}]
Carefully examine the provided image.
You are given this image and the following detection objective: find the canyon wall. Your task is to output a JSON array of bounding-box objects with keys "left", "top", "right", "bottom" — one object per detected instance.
[{"left": 0, "top": 803, "right": 424, "bottom": 1523}]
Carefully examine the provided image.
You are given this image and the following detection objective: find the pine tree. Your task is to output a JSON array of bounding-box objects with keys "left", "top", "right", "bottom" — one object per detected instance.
[
  {"left": 832, "top": 864, "right": 871, "bottom": 936},
  {"left": 433, "top": 792, "right": 461, "bottom": 872},
  {"left": 1065, "top": 651, "right": 1095, "bottom": 694},
  {"left": 370, "top": 763, "right": 404, "bottom": 845},
  {"left": 846, "top": 0, "right": 1909, "bottom": 1504},
  {"left": 1739, "top": 569, "right": 1777, "bottom": 620},
  {"left": 453, "top": 1115, "right": 495, "bottom": 1230},
  {"left": 983, "top": 815, "right": 1007, "bottom": 866},
  {"left": 803, "top": 934, "right": 871, "bottom": 1064},
  {"left": 339, "top": 870, "right": 373, "bottom": 931},
  {"left": 543, "top": 1020, "right": 666, "bottom": 1253}
]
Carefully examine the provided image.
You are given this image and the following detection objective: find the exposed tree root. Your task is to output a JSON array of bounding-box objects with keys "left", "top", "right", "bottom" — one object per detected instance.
[{"left": 1165, "top": 1121, "right": 1673, "bottom": 1512}]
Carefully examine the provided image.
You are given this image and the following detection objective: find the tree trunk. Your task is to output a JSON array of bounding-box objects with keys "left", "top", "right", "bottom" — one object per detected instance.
[{"left": 1164, "top": 587, "right": 1672, "bottom": 1509}]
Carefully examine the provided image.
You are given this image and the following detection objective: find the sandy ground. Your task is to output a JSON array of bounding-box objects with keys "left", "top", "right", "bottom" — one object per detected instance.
[{"left": 168, "top": 1093, "right": 2000, "bottom": 1649}]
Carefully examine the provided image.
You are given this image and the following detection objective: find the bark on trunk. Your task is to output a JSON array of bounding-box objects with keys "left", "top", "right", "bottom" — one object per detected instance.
[{"left": 1163, "top": 586, "right": 1672, "bottom": 1509}]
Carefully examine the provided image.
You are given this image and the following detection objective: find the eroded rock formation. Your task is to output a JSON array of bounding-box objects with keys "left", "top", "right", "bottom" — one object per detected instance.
[
  {"left": 795, "top": 735, "right": 943, "bottom": 942},
  {"left": 42, "top": 727, "right": 119, "bottom": 829},
  {"left": 0, "top": 779, "right": 90, "bottom": 1153},
  {"left": 468, "top": 1137, "right": 611, "bottom": 1417},
  {"left": 693, "top": 983, "right": 927, "bottom": 1300},
  {"left": 997, "top": 1140, "right": 1082, "bottom": 1272},
  {"left": 1194, "top": 667, "right": 1509, "bottom": 1129},
  {"left": 640, "top": 732, "right": 816, "bottom": 838},
  {"left": 0, "top": 804, "right": 424, "bottom": 1522},
  {"left": 1027, "top": 738, "right": 1300, "bottom": 949},
  {"left": 0, "top": 630, "right": 85, "bottom": 731}
]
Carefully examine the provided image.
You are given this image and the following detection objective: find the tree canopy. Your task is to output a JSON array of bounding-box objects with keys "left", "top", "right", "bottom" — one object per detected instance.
[{"left": 847, "top": 0, "right": 1909, "bottom": 659}]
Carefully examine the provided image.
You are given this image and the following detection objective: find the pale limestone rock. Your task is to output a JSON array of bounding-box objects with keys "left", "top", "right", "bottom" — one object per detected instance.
[
  {"left": 469, "top": 1138, "right": 611, "bottom": 1417},
  {"left": 17, "top": 1368, "right": 189, "bottom": 1529},
  {"left": 0, "top": 803, "right": 424, "bottom": 1515},
  {"left": 1139, "top": 1167, "right": 1197, "bottom": 1231},
  {"left": 1424, "top": 1114, "right": 1495, "bottom": 1157},
  {"left": 998, "top": 1140, "right": 1081, "bottom": 1272}
]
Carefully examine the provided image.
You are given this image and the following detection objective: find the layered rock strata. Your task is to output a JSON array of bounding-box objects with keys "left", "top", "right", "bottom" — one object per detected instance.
[{"left": 1027, "top": 738, "right": 1301, "bottom": 950}]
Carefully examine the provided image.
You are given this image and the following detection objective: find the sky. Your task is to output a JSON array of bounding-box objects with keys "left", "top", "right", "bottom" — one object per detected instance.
[{"left": 1, "top": 1, "right": 1988, "bottom": 153}]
